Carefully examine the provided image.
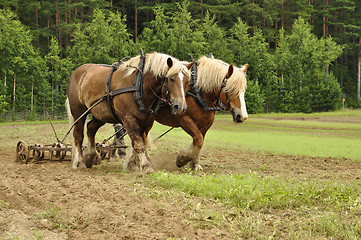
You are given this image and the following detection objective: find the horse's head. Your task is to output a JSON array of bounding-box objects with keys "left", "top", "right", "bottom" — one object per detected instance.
[
  {"left": 219, "top": 64, "right": 248, "bottom": 123},
  {"left": 165, "top": 58, "right": 194, "bottom": 115}
]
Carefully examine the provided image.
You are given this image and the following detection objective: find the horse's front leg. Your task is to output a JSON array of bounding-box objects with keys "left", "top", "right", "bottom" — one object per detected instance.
[
  {"left": 84, "top": 117, "right": 105, "bottom": 168},
  {"left": 122, "top": 121, "right": 154, "bottom": 174},
  {"left": 176, "top": 118, "right": 204, "bottom": 171}
]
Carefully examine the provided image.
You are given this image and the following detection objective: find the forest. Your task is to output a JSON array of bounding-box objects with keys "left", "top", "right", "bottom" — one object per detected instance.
[{"left": 0, "top": 0, "right": 360, "bottom": 120}]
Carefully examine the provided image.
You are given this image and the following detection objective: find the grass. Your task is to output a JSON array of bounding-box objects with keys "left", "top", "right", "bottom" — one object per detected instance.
[
  {"left": 149, "top": 110, "right": 361, "bottom": 161},
  {"left": 148, "top": 171, "right": 361, "bottom": 239},
  {"left": 144, "top": 110, "right": 361, "bottom": 238},
  {"left": 36, "top": 203, "right": 74, "bottom": 230},
  {"left": 150, "top": 172, "right": 361, "bottom": 211}
]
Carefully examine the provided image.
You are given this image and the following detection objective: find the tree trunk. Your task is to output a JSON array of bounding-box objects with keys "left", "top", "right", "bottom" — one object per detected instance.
[
  {"left": 200, "top": 0, "right": 203, "bottom": 23},
  {"left": 35, "top": 6, "right": 38, "bottom": 30},
  {"left": 323, "top": 0, "right": 328, "bottom": 38},
  {"left": 275, "top": 20, "right": 278, "bottom": 49},
  {"left": 31, "top": 82, "right": 34, "bottom": 113},
  {"left": 56, "top": 0, "right": 61, "bottom": 48},
  {"left": 357, "top": 35, "right": 361, "bottom": 103},
  {"left": 4, "top": 74, "right": 6, "bottom": 99},
  {"left": 13, "top": 73, "right": 16, "bottom": 113},
  {"left": 134, "top": 0, "right": 138, "bottom": 42},
  {"left": 281, "top": 2, "right": 284, "bottom": 29}
]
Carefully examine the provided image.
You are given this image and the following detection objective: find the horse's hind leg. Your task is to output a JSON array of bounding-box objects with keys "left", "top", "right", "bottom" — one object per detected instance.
[
  {"left": 84, "top": 117, "right": 105, "bottom": 168},
  {"left": 73, "top": 117, "right": 87, "bottom": 169},
  {"left": 176, "top": 122, "right": 204, "bottom": 171}
]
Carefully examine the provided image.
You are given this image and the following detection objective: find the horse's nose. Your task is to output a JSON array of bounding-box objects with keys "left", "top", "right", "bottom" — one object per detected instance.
[
  {"left": 234, "top": 114, "right": 247, "bottom": 123},
  {"left": 172, "top": 104, "right": 180, "bottom": 114},
  {"left": 172, "top": 103, "right": 187, "bottom": 115},
  {"left": 235, "top": 114, "right": 242, "bottom": 123}
]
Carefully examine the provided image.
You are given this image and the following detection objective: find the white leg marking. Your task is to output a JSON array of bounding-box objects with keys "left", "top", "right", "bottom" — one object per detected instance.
[{"left": 72, "top": 148, "right": 79, "bottom": 169}]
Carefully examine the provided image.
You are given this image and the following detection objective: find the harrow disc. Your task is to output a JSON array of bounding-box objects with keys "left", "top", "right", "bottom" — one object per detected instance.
[
  {"left": 16, "top": 141, "right": 29, "bottom": 163},
  {"left": 33, "top": 144, "right": 45, "bottom": 160},
  {"left": 96, "top": 143, "right": 108, "bottom": 160}
]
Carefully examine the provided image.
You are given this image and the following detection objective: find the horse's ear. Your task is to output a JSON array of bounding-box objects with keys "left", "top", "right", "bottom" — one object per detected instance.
[
  {"left": 167, "top": 58, "right": 173, "bottom": 68},
  {"left": 186, "top": 61, "right": 195, "bottom": 70},
  {"left": 227, "top": 64, "right": 234, "bottom": 78},
  {"left": 240, "top": 64, "right": 248, "bottom": 74}
]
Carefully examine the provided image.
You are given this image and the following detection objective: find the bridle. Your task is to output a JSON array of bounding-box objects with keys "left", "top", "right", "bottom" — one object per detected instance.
[{"left": 219, "top": 77, "right": 231, "bottom": 110}]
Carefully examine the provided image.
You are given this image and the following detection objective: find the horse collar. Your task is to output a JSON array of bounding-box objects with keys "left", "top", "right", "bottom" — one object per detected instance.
[
  {"left": 132, "top": 51, "right": 146, "bottom": 112},
  {"left": 186, "top": 54, "right": 224, "bottom": 112}
]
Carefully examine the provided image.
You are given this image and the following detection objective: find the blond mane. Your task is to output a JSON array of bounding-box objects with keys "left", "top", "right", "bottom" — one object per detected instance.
[
  {"left": 196, "top": 56, "right": 247, "bottom": 96},
  {"left": 117, "top": 52, "right": 190, "bottom": 79}
]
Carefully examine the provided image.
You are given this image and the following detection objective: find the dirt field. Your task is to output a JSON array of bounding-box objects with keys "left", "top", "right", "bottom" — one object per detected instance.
[{"left": 1, "top": 119, "right": 361, "bottom": 239}]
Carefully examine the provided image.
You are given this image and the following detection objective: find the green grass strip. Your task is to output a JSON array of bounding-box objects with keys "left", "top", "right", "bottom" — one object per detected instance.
[{"left": 150, "top": 172, "right": 361, "bottom": 211}]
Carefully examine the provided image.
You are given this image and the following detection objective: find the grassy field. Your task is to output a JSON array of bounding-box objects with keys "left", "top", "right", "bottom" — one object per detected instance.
[
  {"left": 1, "top": 109, "right": 361, "bottom": 239},
  {"left": 146, "top": 109, "right": 361, "bottom": 239},
  {"left": 149, "top": 109, "right": 361, "bottom": 160}
]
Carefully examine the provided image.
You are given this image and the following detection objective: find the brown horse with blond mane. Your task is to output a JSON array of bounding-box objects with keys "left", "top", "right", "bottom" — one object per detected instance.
[
  {"left": 66, "top": 52, "right": 194, "bottom": 174},
  {"left": 141, "top": 56, "right": 248, "bottom": 171}
]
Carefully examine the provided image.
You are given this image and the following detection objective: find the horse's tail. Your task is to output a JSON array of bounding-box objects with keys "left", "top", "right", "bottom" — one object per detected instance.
[
  {"left": 65, "top": 97, "right": 76, "bottom": 164},
  {"left": 65, "top": 97, "right": 74, "bottom": 132}
]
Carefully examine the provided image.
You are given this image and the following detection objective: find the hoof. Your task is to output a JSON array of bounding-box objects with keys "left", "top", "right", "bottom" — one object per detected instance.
[
  {"left": 93, "top": 152, "right": 102, "bottom": 165},
  {"left": 176, "top": 155, "right": 192, "bottom": 168},
  {"left": 84, "top": 154, "right": 94, "bottom": 168},
  {"left": 123, "top": 160, "right": 139, "bottom": 172},
  {"left": 191, "top": 163, "right": 203, "bottom": 171},
  {"left": 74, "top": 161, "right": 86, "bottom": 169},
  {"left": 141, "top": 165, "right": 155, "bottom": 175}
]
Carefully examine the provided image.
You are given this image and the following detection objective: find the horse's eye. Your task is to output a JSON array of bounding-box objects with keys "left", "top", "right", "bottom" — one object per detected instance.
[{"left": 170, "top": 78, "right": 175, "bottom": 82}]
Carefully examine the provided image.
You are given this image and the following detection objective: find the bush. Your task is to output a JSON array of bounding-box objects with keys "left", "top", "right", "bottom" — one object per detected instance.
[{"left": 245, "top": 80, "right": 265, "bottom": 114}]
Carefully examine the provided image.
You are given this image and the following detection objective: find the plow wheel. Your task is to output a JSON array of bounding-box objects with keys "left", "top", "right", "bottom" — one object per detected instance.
[{"left": 16, "top": 141, "right": 29, "bottom": 163}]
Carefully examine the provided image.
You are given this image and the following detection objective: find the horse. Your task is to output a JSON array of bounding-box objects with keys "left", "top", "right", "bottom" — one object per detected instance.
[
  {"left": 143, "top": 56, "right": 248, "bottom": 171},
  {"left": 66, "top": 52, "right": 194, "bottom": 174}
]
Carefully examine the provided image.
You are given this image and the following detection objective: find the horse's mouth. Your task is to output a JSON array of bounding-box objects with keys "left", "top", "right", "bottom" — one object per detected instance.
[{"left": 231, "top": 110, "right": 244, "bottom": 123}]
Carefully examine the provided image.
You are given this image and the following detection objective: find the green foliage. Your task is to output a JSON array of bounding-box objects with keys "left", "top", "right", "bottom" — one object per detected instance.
[
  {"left": 167, "top": 0, "right": 205, "bottom": 59},
  {"left": 244, "top": 80, "right": 265, "bottom": 114},
  {"left": 139, "top": 5, "right": 171, "bottom": 53},
  {"left": 150, "top": 172, "right": 361, "bottom": 212},
  {"left": 69, "top": 9, "right": 134, "bottom": 66},
  {"left": 200, "top": 11, "right": 232, "bottom": 62},
  {"left": 0, "top": 1, "right": 356, "bottom": 119},
  {"left": 270, "top": 17, "right": 343, "bottom": 112}
]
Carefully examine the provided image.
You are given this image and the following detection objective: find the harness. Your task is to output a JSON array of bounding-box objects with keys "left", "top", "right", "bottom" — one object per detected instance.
[
  {"left": 186, "top": 53, "right": 226, "bottom": 111},
  {"left": 104, "top": 49, "right": 172, "bottom": 122}
]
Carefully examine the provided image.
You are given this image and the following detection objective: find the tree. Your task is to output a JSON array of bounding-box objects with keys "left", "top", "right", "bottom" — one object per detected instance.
[
  {"left": 201, "top": 11, "right": 232, "bottom": 62},
  {"left": 0, "top": 9, "right": 41, "bottom": 115},
  {"left": 274, "top": 17, "right": 343, "bottom": 112},
  {"left": 167, "top": 0, "right": 205, "bottom": 60},
  {"left": 139, "top": 5, "right": 171, "bottom": 53},
  {"left": 69, "top": 8, "right": 134, "bottom": 66}
]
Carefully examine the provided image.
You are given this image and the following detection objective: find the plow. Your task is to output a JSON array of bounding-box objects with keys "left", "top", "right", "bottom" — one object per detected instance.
[
  {"left": 15, "top": 112, "right": 128, "bottom": 164},
  {"left": 15, "top": 141, "right": 127, "bottom": 164}
]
